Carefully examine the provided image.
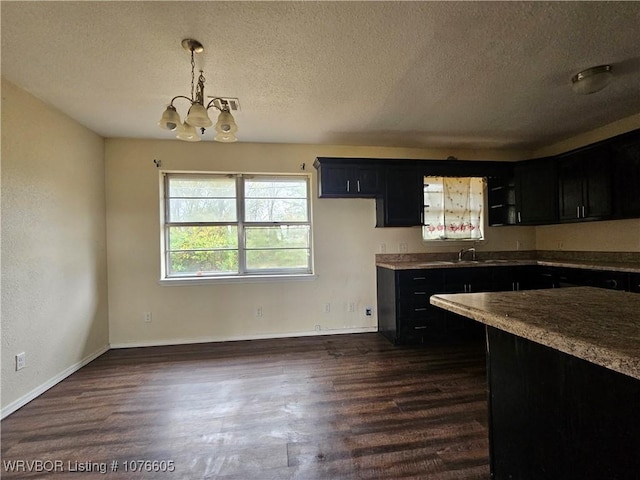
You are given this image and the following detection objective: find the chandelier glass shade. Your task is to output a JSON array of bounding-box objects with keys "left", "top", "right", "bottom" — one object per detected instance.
[{"left": 158, "top": 39, "right": 238, "bottom": 142}]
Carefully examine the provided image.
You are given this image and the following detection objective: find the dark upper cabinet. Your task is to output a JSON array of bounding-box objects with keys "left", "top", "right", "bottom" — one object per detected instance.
[
  {"left": 514, "top": 157, "right": 558, "bottom": 225},
  {"left": 314, "top": 158, "right": 380, "bottom": 198},
  {"left": 376, "top": 164, "right": 423, "bottom": 227},
  {"left": 488, "top": 174, "right": 517, "bottom": 226},
  {"left": 557, "top": 146, "right": 612, "bottom": 222},
  {"left": 611, "top": 129, "right": 640, "bottom": 219}
]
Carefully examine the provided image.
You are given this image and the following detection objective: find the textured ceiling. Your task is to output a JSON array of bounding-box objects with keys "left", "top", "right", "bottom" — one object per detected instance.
[{"left": 2, "top": 1, "right": 639, "bottom": 149}]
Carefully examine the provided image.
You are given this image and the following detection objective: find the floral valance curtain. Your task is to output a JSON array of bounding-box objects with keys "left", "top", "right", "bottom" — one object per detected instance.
[{"left": 423, "top": 176, "right": 484, "bottom": 240}]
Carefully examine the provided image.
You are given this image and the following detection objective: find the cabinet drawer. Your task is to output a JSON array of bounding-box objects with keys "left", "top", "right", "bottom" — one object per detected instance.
[
  {"left": 398, "top": 315, "right": 448, "bottom": 341},
  {"left": 397, "top": 269, "right": 444, "bottom": 288},
  {"left": 398, "top": 294, "right": 440, "bottom": 318}
]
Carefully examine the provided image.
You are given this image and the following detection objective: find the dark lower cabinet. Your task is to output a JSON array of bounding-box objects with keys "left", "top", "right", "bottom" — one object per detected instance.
[
  {"left": 538, "top": 266, "right": 631, "bottom": 290},
  {"left": 487, "top": 327, "right": 640, "bottom": 480},
  {"left": 378, "top": 264, "right": 639, "bottom": 345},
  {"left": 377, "top": 265, "right": 530, "bottom": 345},
  {"left": 377, "top": 267, "right": 487, "bottom": 345}
]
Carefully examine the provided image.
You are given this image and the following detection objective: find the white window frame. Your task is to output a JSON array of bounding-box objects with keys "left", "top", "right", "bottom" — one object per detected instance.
[{"left": 160, "top": 172, "right": 315, "bottom": 282}]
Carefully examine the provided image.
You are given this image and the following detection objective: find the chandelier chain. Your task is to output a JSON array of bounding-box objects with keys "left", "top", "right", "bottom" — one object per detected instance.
[{"left": 190, "top": 50, "right": 195, "bottom": 101}]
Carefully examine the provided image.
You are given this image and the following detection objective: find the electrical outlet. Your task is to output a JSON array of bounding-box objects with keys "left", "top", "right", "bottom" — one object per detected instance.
[
  {"left": 144, "top": 312, "right": 152, "bottom": 323},
  {"left": 323, "top": 303, "right": 331, "bottom": 314},
  {"left": 399, "top": 243, "right": 408, "bottom": 253},
  {"left": 256, "top": 306, "right": 263, "bottom": 317},
  {"left": 348, "top": 302, "right": 356, "bottom": 313},
  {"left": 315, "top": 324, "right": 321, "bottom": 331},
  {"left": 379, "top": 243, "right": 387, "bottom": 253},
  {"left": 16, "top": 352, "right": 26, "bottom": 371},
  {"left": 365, "top": 306, "right": 373, "bottom": 317}
]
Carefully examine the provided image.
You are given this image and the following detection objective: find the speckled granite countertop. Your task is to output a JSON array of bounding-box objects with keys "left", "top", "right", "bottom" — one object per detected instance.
[
  {"left": 376, "top": 258, "right": 640, "bottom": 273},
  {"left": 376, "top": 259, "right": 537, "bottom": 270},
  {"left": 430, "top": 287, "right": 640, "bottom": 380}
]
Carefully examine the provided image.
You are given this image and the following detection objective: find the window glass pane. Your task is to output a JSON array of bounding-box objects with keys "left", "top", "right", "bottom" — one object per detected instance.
[
  {"left": 245, "top": 226, "right": 309, "bottom": 249},
  {"left": 245, "top": 226, "right": 310, "bottom": 271},
  {"left": 246, "top": 249, "right": 310, "bottom": 271},
  {"left": 169, "top": 226, "right": 238, "bottom": 250},
  {"left": 169, "top": 198, "right": 237, "bottom": 222},
  {"left": 169, "top": 177, "right": 236, "bottom": 198},
  {"left": 245, "top": 198, "right": 308, "bottom": 222},
  {"left": 168, "top": 251, "right": 238, "bottom": 276},
  {"left": 244, "top": 178, "right": 308, "bottom": 222},
  {"left": 245, "top": 178, "right": 307, "bottom": 198}
]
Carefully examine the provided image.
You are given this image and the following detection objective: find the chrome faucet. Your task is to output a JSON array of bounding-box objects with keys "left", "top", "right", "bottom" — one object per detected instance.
[{"left": 458, "top": 247, "right": 476, "bottom": 262}]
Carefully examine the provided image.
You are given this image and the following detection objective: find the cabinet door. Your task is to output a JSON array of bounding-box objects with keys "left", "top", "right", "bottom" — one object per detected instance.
[
  {"left": 558, "top": 147, "right": 612, "bottom": 222},
  {"left": 514, "top": 158, "right": 558, "bottom": 225},
  {"left": 558, "top": 155, "right": 584, "bottom": 221},
  {"left": 443, "top": 267, "right": 494, "bottom": 293},
  {"left": 354, "top": 165, "right": 380, "bottom": 195},
  {"left": 318, "top": 163, "right": 352, "bottom": 196},
  {"left": 316, "top": 161, "right": 381, "bottom": 198},
  {"left": 512, "top": 265, "right": 545, "bottom": 290},
  {"left": 376, "top": 165, "right": 423, "bottom": 227},
  {"left": 583, "top": 147, "right": 612, "bottom": 219},
  {"left": 611, "top": 131, "right": 640, "bottom": 218}
]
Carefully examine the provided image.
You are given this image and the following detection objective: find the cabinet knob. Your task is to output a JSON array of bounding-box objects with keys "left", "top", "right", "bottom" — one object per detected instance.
[{"left": 605, "top": 279, "right": 618, "bottom": 289}]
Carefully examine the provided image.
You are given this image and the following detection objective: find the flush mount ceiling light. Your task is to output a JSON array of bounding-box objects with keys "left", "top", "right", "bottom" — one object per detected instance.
[
  {"left": 158, "top": 39, "right": 239, "bottom": 142},
  {"left": 571, "top": 65, "right": 613, "bottom": 95}
]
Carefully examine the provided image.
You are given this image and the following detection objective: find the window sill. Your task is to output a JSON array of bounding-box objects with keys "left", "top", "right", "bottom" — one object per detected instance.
[
  {"left": 422, "top": 238, "right": 486, "bottom": 244},
  {"left": 159, "top": 273, "right": 318, "bottom": 286}
]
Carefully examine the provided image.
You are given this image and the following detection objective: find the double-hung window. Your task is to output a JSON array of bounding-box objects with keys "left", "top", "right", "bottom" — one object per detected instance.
[{"left": 162, "top": 173, "right": 312, "bottom": 279}]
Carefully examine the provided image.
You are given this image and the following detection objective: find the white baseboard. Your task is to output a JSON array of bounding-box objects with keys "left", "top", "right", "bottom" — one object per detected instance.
[
  {"left": 110, "top": 326, "right": 378, "bottom": 349},
  {"left": 1, "top": 344, "right": 110, "bottom": 420}
]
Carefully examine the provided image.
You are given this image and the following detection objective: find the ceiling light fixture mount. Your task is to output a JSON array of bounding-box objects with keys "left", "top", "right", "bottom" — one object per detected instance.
[
  {"left": 158, "top": 38, "right": 238, "bottom": 142},
  {"left": 571, "top": 65, "right": 613, "bottom": 95}
]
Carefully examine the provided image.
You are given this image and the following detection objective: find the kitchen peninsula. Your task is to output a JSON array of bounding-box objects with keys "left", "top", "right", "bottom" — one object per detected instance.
[{"left": 430, "top": 287, "right": 640, "bottom": 480}]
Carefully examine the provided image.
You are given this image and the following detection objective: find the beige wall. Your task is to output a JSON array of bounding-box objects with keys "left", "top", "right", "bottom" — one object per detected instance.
[
  {"left": 105, "top": 139, "right": 535, "bottom": 346},
  {"left": 533, "top": 114, "right": 640, "bottom": 252},
  {"left": 1, "top": 78, "right": 109, "bottom": 415}
]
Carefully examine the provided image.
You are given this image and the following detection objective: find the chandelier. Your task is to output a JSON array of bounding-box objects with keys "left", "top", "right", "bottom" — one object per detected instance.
[{"left": 158, "top": 39, "right": 238, "bottom": 142}]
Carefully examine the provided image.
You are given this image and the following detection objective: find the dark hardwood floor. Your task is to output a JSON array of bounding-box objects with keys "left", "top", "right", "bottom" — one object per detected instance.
[{"left": 1, "top": 333, "right": 489, "bottom": 479}]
